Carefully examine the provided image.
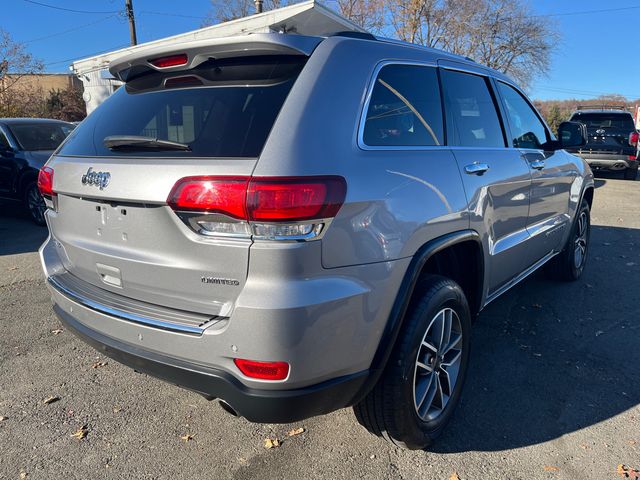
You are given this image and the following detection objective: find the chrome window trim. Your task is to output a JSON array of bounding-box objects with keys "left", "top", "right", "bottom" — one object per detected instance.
[
  {"left": 357, "top": 60, "right": 443, "bottom": 152},
  {"left": 0, "top": 125, "right": 18, "bottom": 150}
]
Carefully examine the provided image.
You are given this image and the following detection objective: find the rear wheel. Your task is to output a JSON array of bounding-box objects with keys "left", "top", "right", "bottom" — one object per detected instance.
[
  {"left": 546, "top": 199, "right": 590, "bottom": 281},
  {"left": 624, "top": 166, "right": 638, "bottom": 180},
  {"left": 353, "top": 275, "right": 471, "bottom": 450},
  {"left": 24, "top": 182, "right": 46, "bottom": 226}
]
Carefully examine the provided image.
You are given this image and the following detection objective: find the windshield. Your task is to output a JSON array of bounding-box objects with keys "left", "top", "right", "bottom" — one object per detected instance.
[
  {"left": 58, "top": 55, "right": 306, "bottom": 158},
  {"left": 571, "top": 113, "right": 635, "bottom": 131},
  {"left": 10, "top": 123, "right": 74, "bottom": 151}
]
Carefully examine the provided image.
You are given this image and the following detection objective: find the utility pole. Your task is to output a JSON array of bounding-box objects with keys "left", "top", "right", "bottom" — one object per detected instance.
[
  {"left": 125, "top": 0, "right": 138, "bottom": 46},
  {"left": 255, "top": 0, "right": 263, "bottom": 14}
]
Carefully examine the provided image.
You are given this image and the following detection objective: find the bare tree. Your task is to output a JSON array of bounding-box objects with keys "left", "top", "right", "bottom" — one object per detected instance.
[
  {"left": 0, "top": 29, "right": 44, "bottom": 95},
  {"left": 201, "top": 0, "right": 557, "bottom": 87}
]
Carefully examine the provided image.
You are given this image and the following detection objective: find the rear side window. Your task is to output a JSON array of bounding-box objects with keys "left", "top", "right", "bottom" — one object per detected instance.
[
  {"left": 362, "top": 64, "right": 443, "bottom": 147},
  {"left": 59, "top": 56, "right": 306, "bottom": 158},
  {"left": 441, "top": 69, "right": 505, "bottom": 148},
  {"left": 9, "top": 123, "right": 73, "bottom": 151},
  {"left": 570, "top": 113, "right": 635, "bottom": 131}
]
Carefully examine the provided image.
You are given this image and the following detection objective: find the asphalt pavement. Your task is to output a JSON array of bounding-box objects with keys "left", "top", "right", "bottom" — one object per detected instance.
[{"left": 0, "top": 173, "right": 638, "bottom": 480}]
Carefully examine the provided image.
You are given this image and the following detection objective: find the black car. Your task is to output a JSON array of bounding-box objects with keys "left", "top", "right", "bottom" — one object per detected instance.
[
  {"left": 567, "top": 106, "right": 639, "bottom": 180},
  {"left": 0, "top": 118, "right": 75, "bottom": 224}
]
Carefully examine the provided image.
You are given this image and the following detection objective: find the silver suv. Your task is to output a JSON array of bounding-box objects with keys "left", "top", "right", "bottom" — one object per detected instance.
[{"left": 39, "top": 32, "right": 593, "bottom": 449}]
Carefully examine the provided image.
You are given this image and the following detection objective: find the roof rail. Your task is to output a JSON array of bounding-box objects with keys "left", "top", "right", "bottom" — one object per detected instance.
[
  {"left": 575, "top": 104, "right": 628, "bottom": 111},
  {"left": 329, "top": 31, "right": 377, "bottom": 41}
]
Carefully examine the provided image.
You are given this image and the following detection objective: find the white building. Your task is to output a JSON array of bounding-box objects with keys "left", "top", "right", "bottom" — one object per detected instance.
[{"left": 71, "top": 1, "right": 363, "bottom": 114}]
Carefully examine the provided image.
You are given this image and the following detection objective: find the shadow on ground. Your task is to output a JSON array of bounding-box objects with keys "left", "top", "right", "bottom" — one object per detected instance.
[
  {"left": 431, "top": 224, "right": 639, "bottom": 452},
  {"left": 0, "top": 203, "right": 48, "bottom": 256}
]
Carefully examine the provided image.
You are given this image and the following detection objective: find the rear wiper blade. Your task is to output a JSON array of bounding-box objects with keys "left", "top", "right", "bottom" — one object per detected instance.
[{"left": 104, "top": 135, "right": 191, "bottom": 151}]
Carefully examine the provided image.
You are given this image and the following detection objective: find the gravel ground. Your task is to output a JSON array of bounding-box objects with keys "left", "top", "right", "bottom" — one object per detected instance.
[{"left": 0, "top": 173, "right": 638, "bottom": 480}]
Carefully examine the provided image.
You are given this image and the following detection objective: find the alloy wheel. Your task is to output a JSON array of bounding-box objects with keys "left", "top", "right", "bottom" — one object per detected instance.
[
  {"left": 573, "top": 210, "right": 588, "bottom": 269},
  {"left": 413, "top": 307, "right": 463, "bottom": 422}
]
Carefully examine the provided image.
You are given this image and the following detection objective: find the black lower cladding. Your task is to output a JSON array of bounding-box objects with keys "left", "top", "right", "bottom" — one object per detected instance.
[{"left": 54, "top": 305, "right": 368, "bottom": 423}]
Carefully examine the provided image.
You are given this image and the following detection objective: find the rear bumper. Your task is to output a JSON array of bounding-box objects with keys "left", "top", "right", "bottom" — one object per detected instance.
[
  {"left": 54, "top": 303, "right": 368, "bottom": 423},
  {"left": 573, "top": 153, "right": 638, "bottom": 170}
]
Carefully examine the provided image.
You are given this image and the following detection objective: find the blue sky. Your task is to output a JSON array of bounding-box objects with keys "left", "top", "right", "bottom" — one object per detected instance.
[{"left": 4, "top": 0, "right": 640, "bottom": 100}]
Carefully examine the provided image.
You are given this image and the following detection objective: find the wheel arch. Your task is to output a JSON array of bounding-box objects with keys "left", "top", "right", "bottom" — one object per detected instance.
[{"left": 350, "top": 230, "right": 483, "bottom": 404}]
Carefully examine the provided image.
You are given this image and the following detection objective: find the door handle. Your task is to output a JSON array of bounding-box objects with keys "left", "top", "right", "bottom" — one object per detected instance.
[
  {"left": 464, "top": 163, "right": 490, "bottom": 175},
  {"left": 530, "top": 160, "right": 545, "bottom": 170}
]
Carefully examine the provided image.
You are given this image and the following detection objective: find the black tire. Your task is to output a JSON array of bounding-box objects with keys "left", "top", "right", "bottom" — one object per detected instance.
[
  {"left": 546, "top": 199, "right": 590, "bottom": 281},
  {"left": 624, "top": 166, "right": 638, "bottom": 180},
  {"left": 24, "top": 182, "right": 47, "bottom": 226},
  {"left": 353, "top": 274, "right": 471, "bottom": 450}
]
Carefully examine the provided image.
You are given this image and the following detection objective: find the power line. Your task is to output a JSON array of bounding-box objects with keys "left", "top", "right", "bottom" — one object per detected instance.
[
  {"left": 24, "top": 14, "right": 120, "bottom": 44},
  {"left": 534, "top": 4, "right": 640, "bottom": 18},
  {"left": 21, "top": 0, "right": 121, "bottom": 14},
  {"left": 535, "top": 85, "right": 640, "bottom": 99},
  {"left": 44, "top": 44, "right": 130, "bottom": 67},
  {"left": 139, "top": 10, "right": 203, "bottom": 20}
]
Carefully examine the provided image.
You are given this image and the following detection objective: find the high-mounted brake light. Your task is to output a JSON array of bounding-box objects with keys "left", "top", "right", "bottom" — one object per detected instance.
[
  {"left": 167, "top": 176, "right": 347, "bottom": 240},
  {"left": 149, "top": 53, "right": 188, "bottom": 68},
  {"left": 234, "top": 358, "right": 289, "bottom": 381},
  {"left": 629, "top": 131, "right": 639, "bottom": 147},
  {"left": 37, "top": 166, "right": 55, "bottom": 197}
]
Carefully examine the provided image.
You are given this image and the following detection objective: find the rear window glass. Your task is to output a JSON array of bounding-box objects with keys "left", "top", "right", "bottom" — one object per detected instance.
[
  {"left": 59, "top": 56, "right": 306, "bottom": 158},
  {"left": 570, "top": 113, "right": 635, "bottom": 131},
  {"left": 10, "top": 123, "right": 73, "bottom": 151},
  {"left": 362, "top": 64, "right": 444, "bottom": 147}
]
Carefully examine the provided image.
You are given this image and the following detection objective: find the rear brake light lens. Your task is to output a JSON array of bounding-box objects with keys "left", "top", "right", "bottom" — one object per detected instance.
[
  {"left": 149, "top": 53, "right": 188, "bottom": 68},
  {"left": 167, "top": 176, "right": 249, "bottom": 219},
  {"left": 248, "top": 177, "right": 346, "bottom": 222},
  {"left": 629, "top": 131, "right": 639, "bottom": 147},
  {"left": 167, "top": 176, "right": 346, "bottom": 240},
  {"left": 234, "top": 358, "right": 289, "bottom": 381},
  {"left": 37, "top": 167, "right": 54, "bottom": 197}
]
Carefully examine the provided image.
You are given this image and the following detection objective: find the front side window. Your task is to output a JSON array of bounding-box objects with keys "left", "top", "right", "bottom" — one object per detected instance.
[
  {"left": 362, "top": 64, "right": 443, "bottom": 147},
  {"left": 497, "top": 82, "right": 549, "bottom": 149},
  {"left": 0, "top": 131, "right": 10, "bottom": 149},
  {"left": 441, "top": 69, "right": 505, "bottom": 148}
]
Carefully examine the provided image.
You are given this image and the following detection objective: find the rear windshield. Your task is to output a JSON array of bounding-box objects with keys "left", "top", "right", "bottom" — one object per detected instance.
[
  {"left": 10, "top": 123, "right": 74, "bottom": 151},
  {"left": 58, "top": 56, "right": 306, "bottom": 158},
  {"left": 570, "top": 113, "right": 635, "bottom": 131}
]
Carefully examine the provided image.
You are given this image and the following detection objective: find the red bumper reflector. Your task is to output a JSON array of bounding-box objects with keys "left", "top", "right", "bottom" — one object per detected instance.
[{"left": 234, "top": 358, "right": 289, "bottom": 381}]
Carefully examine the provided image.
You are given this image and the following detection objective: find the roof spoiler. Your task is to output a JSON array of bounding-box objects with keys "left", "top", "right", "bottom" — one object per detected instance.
[{"left": 109, "top": 33, "right": 323, "bottom": 82}]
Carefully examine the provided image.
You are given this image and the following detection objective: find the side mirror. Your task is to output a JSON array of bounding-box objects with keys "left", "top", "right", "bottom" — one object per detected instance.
[{"left": 557, "top": 121, "right": 587, "bottom": 149}]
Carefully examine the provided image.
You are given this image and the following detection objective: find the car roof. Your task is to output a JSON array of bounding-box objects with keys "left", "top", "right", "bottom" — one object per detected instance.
[{"left": 0, "top": 118, "right": 75, "bottom": 126}]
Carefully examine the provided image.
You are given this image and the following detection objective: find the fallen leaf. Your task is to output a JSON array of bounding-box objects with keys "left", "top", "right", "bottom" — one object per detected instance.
[
  {"left": 9, "top": 266, "right": 18, "bottom": 271},
  {"left": 264, "top": 438, "right": 280, "bottom": 449},
  {"left": 91, "top": 361, "right": 108, "bottom": 369},
  {"left": 579, "top": 444, "right": 588, "bottom": 450},
  {"left": 544, "top": 465, "right": 559, "bottom": 472},
  {"left": 19, "top": 470, "right": 27, "bottom": 479},
  {"left": 0, "top": 416, "right": 7, "bottom": 422},
  {"left": 287, "top": 427, "right": 305, "bottom": 437},
  {"left": 595, "top": 330, "right": 604, "bottom": 337},
  {"left": 629, "top": 440, "right": 637, "bottom": 446},
  {"left": 71, "top": 424, "right": 88, "bottom": 440},
  {"left": 43, "top": 396, "right": 60, "bottom": 405},
  {"left": 532, "top": 303, "right": 542, "bottom": 309},
  {"left": 617, "top": 464, "right": 640, "bottom": 479},
  {"left": 50, "top": 329, "right": 63, "bottom": 335},
  {"left": 449, "top": 473, "right": 461, "bottom": 480},
  {"left": 112, "top": 407, "right": 122, "bottom": 413},
  {"left": 180, "top": 434, "right": 193, "bottom": 442}
]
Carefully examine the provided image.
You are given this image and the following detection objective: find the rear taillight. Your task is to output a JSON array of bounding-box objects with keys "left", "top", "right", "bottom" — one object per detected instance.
[
  {"left": 167, "top": 176, "right": 346, "bottom": 241},
  {"left": 37, "top": 167, "right": 55, "bottom": 197},
  {"left": 149, "top": 53, "right": 188, "bottom": 68},
  {"left": 234, "top": 358, "right": 289, "bottom": 381},
  {"left": 629, "top": 131, "right": 639, "bottom": 147}
]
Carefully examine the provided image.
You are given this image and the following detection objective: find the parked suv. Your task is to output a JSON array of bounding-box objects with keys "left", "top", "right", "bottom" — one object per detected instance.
[
  {"left": 0, "top": 118, "right": 75, "bottom": 224},
  {"left": 567, "top": 106, "right": 639, "bottom": 180},
  {"left": 39, "top": 33, "right": 593, "bottom": 449}
]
